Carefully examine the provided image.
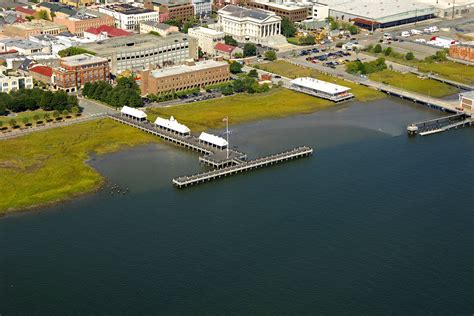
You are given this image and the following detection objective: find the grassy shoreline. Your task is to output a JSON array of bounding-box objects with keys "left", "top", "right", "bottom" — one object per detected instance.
[{"left": 0, "top": 119, "right": 160, "bottom": 216}]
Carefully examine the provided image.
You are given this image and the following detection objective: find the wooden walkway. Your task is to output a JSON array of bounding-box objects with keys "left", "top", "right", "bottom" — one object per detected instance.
[
  {"left": 173, "top": 146, "right": 313, "bottom": 188},
  {"left": 407, "top": 113, "right": 473, "bottom": 136}
]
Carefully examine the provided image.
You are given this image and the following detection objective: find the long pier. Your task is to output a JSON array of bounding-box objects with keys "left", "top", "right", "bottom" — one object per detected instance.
[
  {"left": 407, "top": 113, "right": 473, "bottom": 136},
  {"left": 173, "top": 146, "right": 313, "bottom": 188},
  {"left": 108, "top": 113, "right": 313, "bottom": 187}
]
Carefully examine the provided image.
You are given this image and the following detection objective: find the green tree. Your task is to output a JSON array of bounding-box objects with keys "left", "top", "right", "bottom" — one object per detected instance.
[
  {"left": 33, "top": 114, "right": 40, "bottom": 122},
  {"left": 300, "top": 35, "right": 315, "bottom": 45},
  {"left": 264, "top": 50, "right": 277, "bottom": 61},
  {"left": 221, "top": 85, "right": 234, "bottom": 95},
  {"left": 58, "top": 47, "right": 96, "bottom": 58},
  {"left": 22, "top": 117, "right": 29, "bottom": 126},
  {"left": 224, "top": 35, "right": 238, "bottom": 46},
  {"left": 243, "top": 43, "right": 257, "bottom": 57},
  {"left": 384, "top": 47, "right": 392, "bottom": 56},
  {"left": 229, "top": 62, "right": 243, "bottom": 74},
  {"left": 44, "top": 113, "right": 51, "bottom": 121},
  {"left": 373, "top": 44, "right": 382, "bottom": 54},
  {"left": 9, "top": 119, "right": 16, "bottom": 128},
  {"left": 37, "top": 9, "right": 49, "bottom": 20},
  {"left": 53, "top": 110, "right": 60, "bottom": 119},
  {"left": 281, "top": 17, "right": 297, "bottom": 38},
  {"left": 71, "top": 106, "right": 80, "bottom": 116},
  {"left": 248, "top": 69, "right": 259, "bottom": 78},
  {"left": 62, "top": 109, "right": 69, "bottom": 117},
  {"left": 405, "top": 52, "right": 415, "bottom": 60}
]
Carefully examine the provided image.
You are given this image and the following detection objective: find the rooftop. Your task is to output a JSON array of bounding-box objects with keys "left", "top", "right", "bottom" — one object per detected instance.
[
  {"left": 84, "top": 34, "right": 190, "bottom": 54},
  {"left": 140, "top": 20, "right": 176, "bottom": 30},
  {"left": 15, "top": 6, "right": 35, "bottom": 15},
  {"left": 291, "top": 77, "right": 350, "bottom": 94},
  {"left": 84, "top": 25, "right": 132, "bottom": 37},
  {"left": 6, "top": 19, "right": 67, "bottom": 31},
  {"left": 29, "top": 64, "right": 53, "bottom": 77},
  {"left": 219, "top": 5, "right": 279, "bottom": 21},
  {"left": 214, "top": 42, "right": 237, "bottom": 53},
  {"left": 188, "top": 26, "right": 224, "bottom": 36},
  {"left": 152, "top": 0, "right": 191, "bottom": 7},
  {"left": 121, "top": 106, "right": 147, "bottom": 119},
  {"left": 154, "top": 116, "right": 190, "bottom": 134},
  {"left": 460, "top": 91, "right": 474, "bottom": 100},
  {"left": 38, "top": 2, "right": 77, "bottom": 16},
  {"left": 150, "top": 59, "right": 227, "bottom": 78},
  {"left": 61, "top": 53, "right": 108, "bottom": 66},
  {"left": 100, "top": 4, "right": 155, "bottom": 15},
  {"left": 330, "top": 0, "right": 436, "bottom": 21},
  {"left": 251, "top": 0, "right": 310, "bottom": 11},
  {"left": 0, "top": 38, "right": 47, "bottom": 50},
  {"left": 199, "top": 132, "right": 228, "bottom": 147}
]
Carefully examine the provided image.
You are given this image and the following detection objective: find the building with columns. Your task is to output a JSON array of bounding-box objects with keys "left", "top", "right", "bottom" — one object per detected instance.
[{"left": 217, "top": 5, "right": 282, "bottom": 44}]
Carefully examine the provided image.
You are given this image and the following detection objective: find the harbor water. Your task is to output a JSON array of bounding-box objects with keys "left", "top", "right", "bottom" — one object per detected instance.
[{"left": 1, "top": 98, "right": 474, "bottom": 314}]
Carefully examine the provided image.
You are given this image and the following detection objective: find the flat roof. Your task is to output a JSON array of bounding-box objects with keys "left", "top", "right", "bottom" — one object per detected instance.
[
  {"left": 460, "top": 91, "right": 474, "bottom": 100},
  {"left": 0, "top": 38, "right": 47, "bottom": 50},
  {"left": 219, "top": 5, "right": 279, "bottom": 21},
  {"left": 188, "top": 26, "right": 224, "bottom": 36},
  {"left": 140, "top": 20, "right": 175, "bottom": 30},
  {"left": 84, "top": 34, "right": 189, "bottom": 55},
  {"left": 6, "top": 20, "right": 67, "bottom": 31},
  {"left": 61, "top": 53, "right": 107, "bottom": 66},
  {"left": 150, "top": 59, "right": 227, "bottom": 78},
  {"left": 251, "top": 0, "right": 310, "bottom": 11},
  {"left": 291, "top": 77, "right": 350, "bottom": 94},
  {"left": 100, "top": 4, "right": 155, "bottom": 15},
  {"left": 330, "top": 0, "right": 435, "bottom": 21}
]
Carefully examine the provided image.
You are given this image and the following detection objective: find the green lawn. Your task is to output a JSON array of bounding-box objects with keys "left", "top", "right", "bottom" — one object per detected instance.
[
  {"left": 147, "top": 88, "right": 335, "bottom": 132},
  {"left": 417, "top": 61, "right": 474, "bottom": 85},
  {"left": 0, "top": 119, "right": 160, "bottom": 215},
  {"left": 0, "top": 109, "right": 50, "bottom": 126},
  {"left": 255, "top": 60, "right": 385, "bottom": 102},
  {"left": 368, "top": 70, "right": 458, "bottom": 98}
]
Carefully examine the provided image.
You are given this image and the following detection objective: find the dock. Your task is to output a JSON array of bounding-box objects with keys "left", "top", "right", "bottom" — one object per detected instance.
[
  {"left": 108, "top": 113, "right": 313, "bottom": 187},
  {"left": 173, "top": 146, "right": 313, "bottom": 188},
  {"left": 407, "top": 113, "right": 473, "bottom": 136}
]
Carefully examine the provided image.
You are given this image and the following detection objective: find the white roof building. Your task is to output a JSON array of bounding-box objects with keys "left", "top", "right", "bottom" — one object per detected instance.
[
  {"left": 199, "top": 132, "right": 228, "bottom": 147},
  {"left": 154, "top": 116, "right": 190, "bottom": 134},
  {"left": 291, "top": 77, "right": 350, "bottom": 95},
  {"left": 121, "top": 106, "right": 147, "bottom": 119}
]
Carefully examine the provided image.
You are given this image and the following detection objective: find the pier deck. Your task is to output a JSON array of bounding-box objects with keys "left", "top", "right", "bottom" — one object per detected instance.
[
  {"left": 407, "top": 113, "right": 473, "bottom": 136},
  {"left": 173, "top": 146, "right": 313, "bottom": 188}
]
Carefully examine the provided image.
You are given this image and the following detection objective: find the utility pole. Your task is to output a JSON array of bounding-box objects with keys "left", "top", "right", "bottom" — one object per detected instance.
[{"left": 223, "top": 116, "right": 229, "bottom": 159}]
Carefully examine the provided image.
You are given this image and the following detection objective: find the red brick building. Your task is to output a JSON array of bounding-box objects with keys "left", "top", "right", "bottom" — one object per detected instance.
[
  {"left": 53, "top": 53, "right": 110, "bottom": 92},
  {"left": 29, "top": 65, "right": 53, "bottom": 85},
  {"left": 449, "top": 42, "right": 474, "bottom": 63}
]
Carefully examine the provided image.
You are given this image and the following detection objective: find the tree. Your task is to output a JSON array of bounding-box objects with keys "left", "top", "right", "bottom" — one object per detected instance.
[
  {"left": 281, "top": 17, "right": 297, "bottom": 38},
  {"left": 248, "top": 69, "right": 259, "bottom": 78},
  {"left": 221, "top": 85, "right": 234, "bottom": 95},
  {"left": 348, "top": 24, "right": 359, "bottom": 35},
  {"left": 44, "top": 113, "right": 51, "bottom": 121},
  {"left": 182, "top": 21, "right": 193, "bottom": 33},
  {"left": 62, "top": 109, "right": 70, "bottom": 117},
  {"left": 58, "top": 47, "right": 96, "bottom": 58},
  {"left": 53, "top": 110, "right": 61, "bottom": 119},
  {"left": 243, "top": 43, "right": 257, "bottom": 57},
  {"left": 384, "top": 47, "right": 392, "bottom": 56},
  {"left": 264, "top": 50, "right": 277, "bottom": 61},
  {"left": 39, "top": 91, "right": 54, "bottom": 110},
  {"left": 33, "top": 114, "right": 40, "bottom": 122},
  {"left": 224, "top": 35, "right": 238, "bottom": 46},
  {"left": 373, "top": 44, "right": 382, "bottom": 54},
  {"left": 9, "top": 119, "right": 16, "bottom": 128},
  {"left": 37, "top": 9, "right": 49, "bottom": 20},
  {"left": 71, "top": 106, "right": 80, "bottom": 116},
  {"left": 198, "top": 47, "right": 204, "bottom": 59},
  {"left": 405, "top": 52, "right": 415, "bottom": 60},
  {"left": 300, "top": 35, "right": 315, "bottom": 45},
  {"left": 232, "top": 79, "right": 245, "bottom": 92},
  {"left": 22, "top": 117, "right": 29, "bottom": 126},
  {"left": 229, "top": 62, "right": 243, "bottom": 74}
]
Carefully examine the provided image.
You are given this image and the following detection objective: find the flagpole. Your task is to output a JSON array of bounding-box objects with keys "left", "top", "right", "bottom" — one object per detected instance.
[{"left": 226, "top": 116, "right": 229, "bottom": 159}]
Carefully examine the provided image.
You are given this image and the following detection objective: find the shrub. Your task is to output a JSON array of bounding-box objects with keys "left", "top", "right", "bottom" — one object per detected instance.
[
  {"left": 405, "top": 52, "right": 415, "bottom": 60},
  {"left": 373, "top": 44, "right": 382, "bottom": 53}
]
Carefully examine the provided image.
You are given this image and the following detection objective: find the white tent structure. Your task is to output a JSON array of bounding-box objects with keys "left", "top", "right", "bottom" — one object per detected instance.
[
  {"left": 120, "top": 106, "right": 147, "bottom": 121},
  {"left": 199, "top": 132, "right": 228, "bottom": 148},
  {"left": 154, "top": 116, "right": 190, "bottom": 135}
]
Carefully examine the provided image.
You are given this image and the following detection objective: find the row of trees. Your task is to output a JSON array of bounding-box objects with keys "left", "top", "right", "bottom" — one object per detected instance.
[
  {"left": 367, "top": 44, "right": 415, "bottom": 61},
  {"left": 345, "top": 57, "right": 387, "bottom": 75},
  {"left": 58, "top": 47, "right": 96, "bottom": 58},
  {"left": 82, "top": 77, "right": 143, "bottom": 108},
  {"left": 1, "top": 108, "right": 81, "bottom": 130},
  {"left": 328, "top": 17, "right": 359, "bottom": 35},
  {"left": 0, "top": 88, "right": 78, "bottom": 115},
  {"left": 147, "top": 87, "right": 200, "bottom": 103}
]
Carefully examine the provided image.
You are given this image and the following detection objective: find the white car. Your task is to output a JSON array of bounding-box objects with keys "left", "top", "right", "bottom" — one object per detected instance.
[
  {"left": 415, "top": 38, "right": 427, "bottom": 43},
  {"left": 401, "top": 31, "right": 411, "bottom": 37},
  {"left": 410, "top": 29, "right": 422, "bottom": 35}
]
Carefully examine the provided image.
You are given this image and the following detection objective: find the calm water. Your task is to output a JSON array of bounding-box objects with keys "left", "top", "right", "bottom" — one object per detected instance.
[{"left": 1, "top": 98, "right": 474, "bottom": 314}]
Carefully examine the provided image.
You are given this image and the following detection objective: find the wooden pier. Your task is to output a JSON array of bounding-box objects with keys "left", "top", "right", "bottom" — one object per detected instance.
[
  {"left": 108, "top": 113, "right": 313, "bottom": 187},
  {"left": 173, "top": 146, "right": 313, "bottom": 188},
  {"left": 407, "top": 113, "right": 473, "bottom": 136}
]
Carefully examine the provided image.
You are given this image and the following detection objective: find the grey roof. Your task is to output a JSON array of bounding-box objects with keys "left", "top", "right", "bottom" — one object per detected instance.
[
  {"left": 38, "top": 2, "right": 77, "bottom": 16},
  {"left": 460, "top": 90, "right": 474, "bottom": 99},
  {"left": 101, "top": 4, "right": 155, "bottom": 15},
  {"left": 0, "top": 38, "right": 47, "bottom": 50},
  {"left": 220, "top": 5, "right": 272, "bottom": 20},
  {"left": 141, "top": 20, "right": 174, "bottom": 30},
  {"left": 61, "top": 53, "right": 108, "bottom": 66}
]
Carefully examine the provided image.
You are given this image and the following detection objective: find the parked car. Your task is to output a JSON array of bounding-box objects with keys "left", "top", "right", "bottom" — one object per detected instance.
[
  {"left": 410, "top": 29, "right": 422, "bottom": 35},
  {"left": 401, "top": 31, "right": 411, "bottom": 37},
  {"left": 415, "top": 38, "right": 427, "bottom": 43}
]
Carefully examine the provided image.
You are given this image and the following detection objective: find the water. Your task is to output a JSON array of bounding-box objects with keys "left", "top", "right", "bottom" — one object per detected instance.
[{"left": 2, "top": 98, "right": 474, "bottom": 314}]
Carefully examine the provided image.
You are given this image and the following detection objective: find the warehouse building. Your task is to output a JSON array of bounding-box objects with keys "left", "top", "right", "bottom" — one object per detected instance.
[
  {"left": 290, "top": 77, "right": 353, "bottom": 102},
  {"left": 449, "top": 42, "right": 474, "bottom": 63},
  {"left": 83, "top": 34, "right": 198, "bottom": 75},
  {"left": 329, "top": 0, "right": 436, "bottom": 29}
]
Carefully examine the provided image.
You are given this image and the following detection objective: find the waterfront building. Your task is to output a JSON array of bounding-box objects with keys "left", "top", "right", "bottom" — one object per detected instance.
[
  {"left": 3, "top": 20, "right": 68, "bottom": 38},
  {"left": 98, "top": 4, "right": 159, "bottom": 31},
  {"left": 121, "top": 106, "right": 147, "bottom": 121},
  {"left": 459, "top": 91, "right": 474, "bottom": 111},
  {"left": 0, "top": 73, "right": 33, "bottom": 93},
  {"left": 83, "top": 34, "right": 198, "bottom": 75},
  {"left": 84, "top": 25, "right": 132, "bottom": 40},
  {"left": 53, "top": 53, "right": 110, "bottom": 92},
  {"left": 139, "top": 21, "right": 179, "bottom": 36},
  {"left": 188, "top": 27, "right": 225, "bottom": 55},
  {"left": 154, "top": 116, "right": 191, "bottom": 135},
  {"left": 290, "top": 77, "right": 353, "bottom": 102},
  {"left": 217, "top": 5, "right": 282, "bottom": 44},
  {"left": 449, "top": 42, "right": 474, "bottom": 62},
  {"left": 199, "top": 132, "right": 228, "bottom": 148},
  {"left": 140, "top": 59, "right": 230, "bottom": 95}
]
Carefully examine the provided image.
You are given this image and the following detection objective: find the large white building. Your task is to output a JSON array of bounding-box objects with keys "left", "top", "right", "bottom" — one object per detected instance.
[
  {"left": 193, "top": 0, "right": 212, "bottom": 16},
  {"left": 290, "top": 77, "right": 353, "bottom": 102},
  {"left": 99, "top": 3, "right": 159, "bottom": 31},
  {"left": 188, "top": 26, "right": 225, "bottom": 55},
  {"left": 0, "top": 73, "right": 33, "bottom": 93},
  {"left": 217, "top": 5, "right": 282, "bottom": 44}
]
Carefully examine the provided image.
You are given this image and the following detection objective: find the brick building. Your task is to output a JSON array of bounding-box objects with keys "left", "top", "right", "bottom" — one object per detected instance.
[
  {"left": 449, "top": 42, "right": 474, "bottom": 63},
  {"left": 52, "top": 11, "right": 116, "bottom": 36},
  {"left": 248, "top": 0, "right": 309, "bottom": 22},
  {"left": 145, "top": 0, "right": 195, "bottom": 21},
  {"left": 3, "top": 20, "right": 68, "bottom": 38},
  {"left": 29, "top": 65, "right": 53, "bottom": 85},
  {"left": 53, "top": 53, "right": 110, "bottom": 92},
  {"left": 140, "top": 58, "right": 229, "bottom": 95}
]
